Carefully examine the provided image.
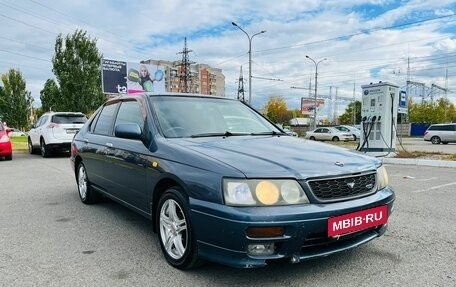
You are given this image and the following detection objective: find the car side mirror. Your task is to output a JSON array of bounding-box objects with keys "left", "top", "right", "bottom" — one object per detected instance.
[
  {"left": 115, "top": 123, "right": 142, "bottom": 140},
  {"left": 6, "top": 128, "right": 12, "bottom": 134}
]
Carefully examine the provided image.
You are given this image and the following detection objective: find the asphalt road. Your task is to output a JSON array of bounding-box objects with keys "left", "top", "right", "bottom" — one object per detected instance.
[
  {"left": 396, "top": 137, "right": 456, "bottom": 154},
  {"left": 0, "top": 153, "right": 455, "bottom": 287}
]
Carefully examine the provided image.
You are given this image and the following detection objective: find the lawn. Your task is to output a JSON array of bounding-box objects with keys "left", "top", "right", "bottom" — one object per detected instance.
[{"left": 10, "top": 136, "right": 28, "bottom": 151}]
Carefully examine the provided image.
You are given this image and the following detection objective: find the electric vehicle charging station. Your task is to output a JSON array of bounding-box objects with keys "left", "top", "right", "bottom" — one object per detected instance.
[{"left": 358, "top": 82, "right": 399, "bottom": 153}]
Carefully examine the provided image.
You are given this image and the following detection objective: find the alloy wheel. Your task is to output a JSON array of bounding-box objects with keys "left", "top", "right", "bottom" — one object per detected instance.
[{"left": 159, "top": 199, "right": 188, "bottom": 260}]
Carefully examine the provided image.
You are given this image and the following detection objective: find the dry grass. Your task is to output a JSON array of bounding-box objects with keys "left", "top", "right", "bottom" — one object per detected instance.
[{"left": 394, "top": 149, "right": 455, "bottom": 161}]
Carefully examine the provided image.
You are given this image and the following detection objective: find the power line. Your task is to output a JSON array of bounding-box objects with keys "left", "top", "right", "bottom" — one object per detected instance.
[{"left": 254, "top": 14, "right": 456, "bottom": 54}]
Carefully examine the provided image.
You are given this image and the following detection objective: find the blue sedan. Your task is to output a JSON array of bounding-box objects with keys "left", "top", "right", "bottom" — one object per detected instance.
[{"left": 71, "top": 93, "right": 395, "bottom": 269}]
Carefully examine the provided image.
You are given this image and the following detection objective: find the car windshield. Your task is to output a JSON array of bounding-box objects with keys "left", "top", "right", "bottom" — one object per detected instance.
[
  {"left": 52, "top": 115, "right": 87, "bottom": 124},
  {"left": 151, "top": 96, "right": 282, "bottom": 138}
]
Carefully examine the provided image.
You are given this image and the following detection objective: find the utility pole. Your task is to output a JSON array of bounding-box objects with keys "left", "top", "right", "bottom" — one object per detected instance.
[
  {"left": 176, "top": 37, "right": 194, "bottom": 93},
  {"left": 352, "top": 77, "right": 356, "bottom": 125},
  {"left": 237, "top": 66, "right": 245, "bottom": 102}
]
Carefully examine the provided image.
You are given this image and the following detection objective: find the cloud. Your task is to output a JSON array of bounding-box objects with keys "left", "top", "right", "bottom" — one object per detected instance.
[{"left": 0, "top": 0, "right": 455, "bottom": 113}]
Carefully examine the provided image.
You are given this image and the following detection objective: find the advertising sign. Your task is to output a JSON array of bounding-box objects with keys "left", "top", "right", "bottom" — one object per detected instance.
[
  {"left": 301, "top": 97, "right": 325, "bottom": 115},
  {"left": 102, "top": 59, "right": 166, "bottom": 94}
]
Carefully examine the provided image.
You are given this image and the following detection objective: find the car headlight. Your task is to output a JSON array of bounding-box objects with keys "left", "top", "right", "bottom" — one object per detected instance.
[
  {"left": 376, "top": 165, "right": 389, "bottom": 190},
  {"left": 223, "top": 179, "right": 309, "bottom": 206}
]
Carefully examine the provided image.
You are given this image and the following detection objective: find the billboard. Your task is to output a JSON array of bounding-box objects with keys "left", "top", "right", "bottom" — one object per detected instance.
[
  {"left": 301, "top": 97, "right": 325, "bottom": 115},
  {"left": 102, "top": 59, "right": 166, "bottom": 94}
]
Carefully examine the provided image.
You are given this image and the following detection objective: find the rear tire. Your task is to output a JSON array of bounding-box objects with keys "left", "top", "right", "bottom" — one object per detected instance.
[
  {"left": 5, "top": 154, "right": 12, "bottom": 161},
  {"left": 430, "top": 136, "right": 441, "bottom": 144},
  {"left": 157, "top": 187, "right": 200, "bottom": 270}
]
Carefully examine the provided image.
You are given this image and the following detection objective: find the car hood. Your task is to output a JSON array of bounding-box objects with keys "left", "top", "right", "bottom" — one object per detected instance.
[{"left": 173, "top": 136, "right": 380, "bottom": 178}]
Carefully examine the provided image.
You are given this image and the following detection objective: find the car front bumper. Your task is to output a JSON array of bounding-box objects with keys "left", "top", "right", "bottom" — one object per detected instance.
[{"left": 190, "top": 187, "right": 395, "bottom": 268}]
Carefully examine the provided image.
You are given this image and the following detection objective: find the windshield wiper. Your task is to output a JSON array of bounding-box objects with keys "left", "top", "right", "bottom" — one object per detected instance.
[
  {"left": 249, "top": 131, "right": 286, "bottom": 136},
  {"left": 191, "top": 131, "right": 249, "bottom": 138}
]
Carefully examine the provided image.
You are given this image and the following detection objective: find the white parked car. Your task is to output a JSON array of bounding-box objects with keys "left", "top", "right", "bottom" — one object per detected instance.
[
  {"left": 305, "top": 127, "right": 353, "bottom": 142},
  {"left": 334, "top": 125, "right": 361, "bottom": 140},
  {"left": 6, "top": 128, "right": 27, "bottom": 137},
  {"left": 28, "top": 112, "right": 87, "bottom": 157}
]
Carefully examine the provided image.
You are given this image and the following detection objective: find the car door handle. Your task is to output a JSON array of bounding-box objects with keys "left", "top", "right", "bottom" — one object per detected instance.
[
  {"left": 84, "top": 139, "right": 89, "bottom": 144},
  {"left": 106, "top": 142, "right": 113, "bottom": 148}
]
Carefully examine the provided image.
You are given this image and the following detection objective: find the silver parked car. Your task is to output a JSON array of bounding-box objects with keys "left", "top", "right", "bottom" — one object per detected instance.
[
  {"left": 305, "top": 127, "right": 353, "bottom": 141},
  {"left": 423, "top": 123, "right": 456, "bottom": 144},
  {"left": 334, "top": 125, "right": 361, "bottom": 140}
]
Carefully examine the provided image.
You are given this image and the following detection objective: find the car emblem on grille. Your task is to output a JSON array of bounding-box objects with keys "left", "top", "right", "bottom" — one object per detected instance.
[
  {"left": 347, "top": 182, "right": 355, "bottom": 189},
  {"left": 365, "top": 183, "right": 373, "bottom": 189},
  {"left": 334, "top": 161, "right": 344, "bottom": 167}
]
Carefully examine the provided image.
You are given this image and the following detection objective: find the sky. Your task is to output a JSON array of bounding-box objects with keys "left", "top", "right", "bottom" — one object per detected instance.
[{"left": 1, "top": 0, "right": 456, "bottom": 120}]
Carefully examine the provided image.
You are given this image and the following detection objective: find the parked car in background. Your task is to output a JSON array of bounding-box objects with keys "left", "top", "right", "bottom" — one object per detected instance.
[
  {"left": 283, "top": 127, "right": 298, "bottom": 137},
  {"left": 7, "top": 128, "right": 27, "bottom": 137},
  {"left": 305, "top": 127, "right": 353, "bottom": 141},
  {"left": 423, "top": 123, "right": 456, "bottom": 144},
  {"left": 71, "top": 93, "right": 395, "bottom": 269},
  {"left": 0, "top": 121, "right": 12, "bottom": 160},
  {"left": 28, "top": 112, "right": 87, "bottom": 157},
  {"left": 334, "top": 125, "right": 361, "bottom": 140}
]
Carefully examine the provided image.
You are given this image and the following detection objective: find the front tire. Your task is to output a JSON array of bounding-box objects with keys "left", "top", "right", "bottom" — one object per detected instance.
[
  {"left": 28, "top": 138, "right": 37, "bottom": 154},
  {"left": 5, "top": 154, "right": 12, "bottom": 161},
  {"left": 430, "top": 136, "right": 441, "bottom": 144},
  {"left": 76, "top": 162, "right": 100, "bottom": 204},
  {"left": 332, "top": 136, "right": 340, "bottom": 142},
  {"left": 309, "top": 136, "right": 316, "bottom": 140},
  {"left": 157, "top": 188, "right": 200, "bottom": 270}
]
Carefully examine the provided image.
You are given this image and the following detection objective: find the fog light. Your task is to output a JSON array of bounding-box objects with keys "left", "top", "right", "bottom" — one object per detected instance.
[{"left": 247, "top": 243, "right": 275, "bottom": 256}]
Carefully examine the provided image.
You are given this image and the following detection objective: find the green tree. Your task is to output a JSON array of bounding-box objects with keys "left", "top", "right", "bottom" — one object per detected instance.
[
  {"left": 409, "top": 98, "right": 450, "bottom": 124},
  {"left": 338, "top": 101, "right": 361, "bottom": 125},
  {"left": 40, "top": 79, "right": 60, "bottom": 112},
  {"left": 264, "top": 96, "right": 289, "bottom": 124},
  {"left": 52, "top": 29, "right": 105, "bottom": 114},
  {"left": 0, "top": 68, "right": 33, "bottom": 130}
]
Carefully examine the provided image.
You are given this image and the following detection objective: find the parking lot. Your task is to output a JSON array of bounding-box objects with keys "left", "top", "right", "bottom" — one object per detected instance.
[{"left": 0, "top": 153, "right": 455, "bottom": 287}]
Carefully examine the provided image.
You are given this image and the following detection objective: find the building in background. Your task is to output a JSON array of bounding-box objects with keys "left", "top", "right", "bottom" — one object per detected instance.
[{"left": 141, "top": 59, "right": 225, "bottom": 97}]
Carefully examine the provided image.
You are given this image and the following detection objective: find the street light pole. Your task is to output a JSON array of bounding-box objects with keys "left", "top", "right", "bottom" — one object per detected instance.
[
  {"left": 306, "top": 55, "right": 327, "bottom": 129},
  {"left": 232, "top": 22, "right": 266, "bottom": 106}
]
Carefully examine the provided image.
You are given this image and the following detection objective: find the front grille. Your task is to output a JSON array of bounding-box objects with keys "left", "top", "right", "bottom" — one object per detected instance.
[{"left": 307, "top": 172, "right": 376, "bottom": 202}]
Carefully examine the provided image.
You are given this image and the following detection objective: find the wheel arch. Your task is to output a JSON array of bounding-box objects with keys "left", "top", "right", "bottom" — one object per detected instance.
[
  {"left": 151, "top": 177, "right": 187, "bottom": 233},
  {"left": 73, "top": 155, "right": 83, "bottom": 179}
]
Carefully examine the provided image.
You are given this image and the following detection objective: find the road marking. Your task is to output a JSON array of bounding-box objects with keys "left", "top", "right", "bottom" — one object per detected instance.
[
  {"left": 416, "top": 177, "right": 437, "bottom": 182},
  {"left": 412, "top": 182, "right": 456, "bottom": 193}
]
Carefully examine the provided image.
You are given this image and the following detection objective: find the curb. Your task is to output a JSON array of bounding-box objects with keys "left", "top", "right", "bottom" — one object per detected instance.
[{"left": 382, "top": 157, "right": 456, "bottom": 168}]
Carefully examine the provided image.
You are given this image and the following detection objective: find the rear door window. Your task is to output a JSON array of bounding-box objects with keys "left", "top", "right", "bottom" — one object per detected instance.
[{"left": 93, "top": 103, "right": 119, "bottom": 136}]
